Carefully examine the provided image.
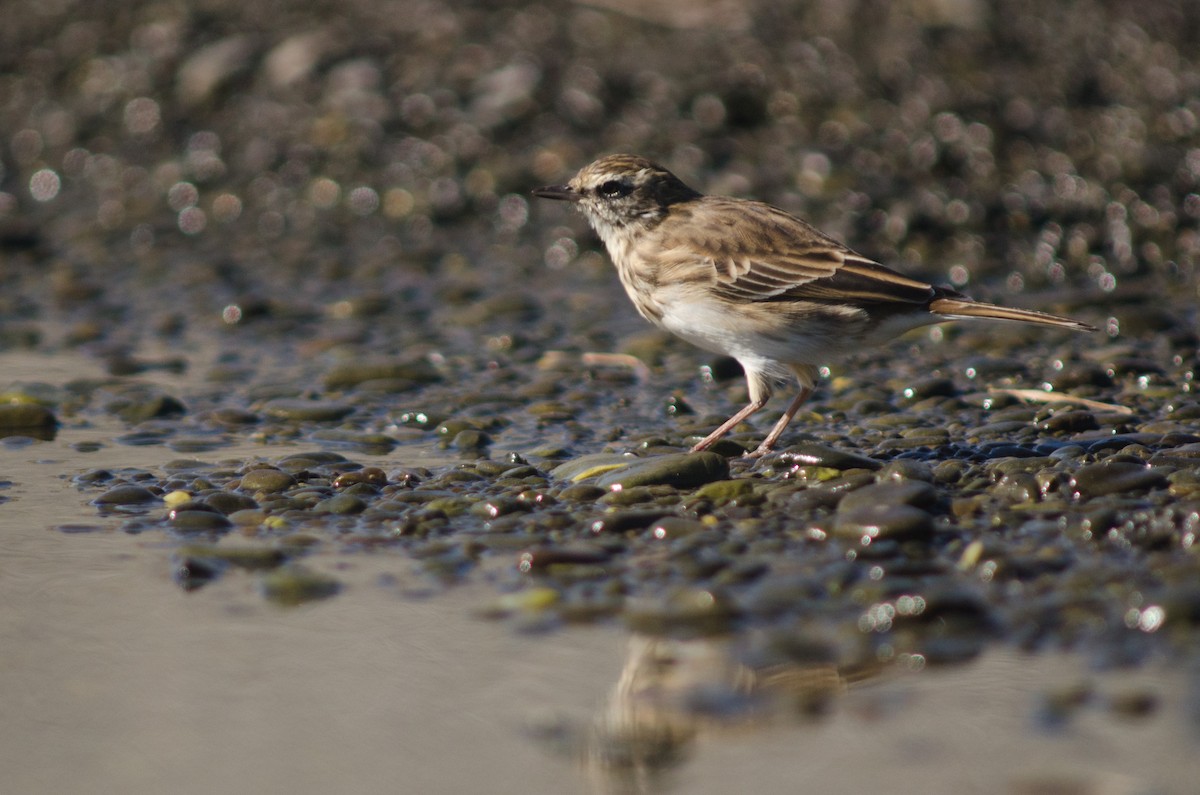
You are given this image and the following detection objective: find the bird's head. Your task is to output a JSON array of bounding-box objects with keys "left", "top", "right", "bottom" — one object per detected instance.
[{"left": 533, "top": 154, "right": 700, "bottom": 239}]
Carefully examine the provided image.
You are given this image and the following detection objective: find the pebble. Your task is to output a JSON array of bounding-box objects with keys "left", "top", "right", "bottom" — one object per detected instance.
[
  {"left": 1070, "top": 462, "right": 1169, "bottom": 500},
  {"left": 774, "top": 441, "right": 881, "bottom": 471},
  {"left": 833, "top": 504, "right": 935, "bottom": 545},
  {"left": 313, "top": 494, "right": 367, "bottom": 515},
  {"left": 837, "top": 480, "right": 938, "bottom": 513},
  {"left": 0, "top": 404, "right": 56, "bottom": 429},
  {"left": 93, "top": 484, "right": 159, "bottom": 505},
  {"left": 168, "top": 509, "right": 233, "bottom": 532},
  {"left": 238, "top": 468, "right": 296, "bottom": 493},
  {"left": 595, "top": 452, "right": 729, "bottom": 490},
  {"left": 260, "top": 565, "right": 341, "bottom": 606},
  {"left": 261, "top": 399, "right": 355, "bottom": 422}
]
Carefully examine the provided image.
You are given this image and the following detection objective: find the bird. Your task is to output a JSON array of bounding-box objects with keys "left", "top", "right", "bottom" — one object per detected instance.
[{"left": 533, "top": 154, "right": 1095, "bottom": 457}]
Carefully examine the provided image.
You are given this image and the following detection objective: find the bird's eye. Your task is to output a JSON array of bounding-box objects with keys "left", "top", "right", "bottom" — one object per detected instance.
[{"left": 597, "top": 180, "right": 629, "bottom": 198}]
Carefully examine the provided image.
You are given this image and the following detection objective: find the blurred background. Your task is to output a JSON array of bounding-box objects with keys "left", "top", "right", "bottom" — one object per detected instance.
[{"left": 2, "top": 0, "right": 1196, "bottom": 361}]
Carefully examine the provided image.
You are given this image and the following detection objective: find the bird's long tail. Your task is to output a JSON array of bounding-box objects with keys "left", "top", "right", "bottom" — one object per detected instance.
[{"left": 929, "top": 296, "right": 1096, "bottom": 332}]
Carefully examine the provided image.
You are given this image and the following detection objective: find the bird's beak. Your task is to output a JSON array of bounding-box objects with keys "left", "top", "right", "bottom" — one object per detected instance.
[{"left": 532, "top": 184, "right": 580, "bottom": 202}]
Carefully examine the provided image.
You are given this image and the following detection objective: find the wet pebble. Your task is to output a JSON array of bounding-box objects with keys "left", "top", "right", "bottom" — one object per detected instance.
[
  {"left": 550, "top": 454, "right": 636, "bottom": 482},
  {"left": 93, "top": 484, "right": 159, "bottom": 506},
  {"left": 774, "top": 441, "right": 881, "bottom": 471},
  {"left": 518, "top": 543, "right": 611, "bottom": 571},
  {"left": 261, "top": 399, "right": 355, "bottom": 422},
  {"left": 838, "top": 480, "right": 938, "bottom": 513},
  {"left": 0, "top": 403, "right": 56, "bottom": 429},
  {"left": 238, "top": 467, "right": 296, "bottom": 493},
  {"left": 557, "top": 484, "right": 606, "bottom": 501},
  {"left": 313, "top": 494, "right": 367, "bottom": 515},
  {"left": 449, "top": 429, "right": 491, "bottom": 452},
  {"left": 323, "top": 359, "right": 440, "bottom": 390},
  {"left": 309, "top": 429, "right": 397, "bottom": 452},
  {"left": 107, "top": 393, "right": 187, "bottom": 423},
  {"left": 693, "top": 479, "right": 759, "bottom": 505},
  {"left": 1037, "top": 409, "right": 1099, "bottom": 433},
  {"left": 588, "top": 510, "right": 672, "bottom": 534},
  {"left": 169, "top": 509, "right": 233, "bottom": 533},
  {"left": 1070, "top": 462, "right": 1169, "bottom": 500},
  {"left": 649, "top": 517, "right": 708, "bottom": 539},
  {"left": 832, "top": 504, "right": 935, "bottom": 545},
  {"left": 177, "top": 544, "right": 287, "bottom": 571},
  {"left": 203, "top": 492, "right": 259, "bottom": 514},
  {"left": 260, "top": 564, "right": 341, "bottom": 606},
  {"left": 595, "top": 452, "right": 729, "bottom": 490}
]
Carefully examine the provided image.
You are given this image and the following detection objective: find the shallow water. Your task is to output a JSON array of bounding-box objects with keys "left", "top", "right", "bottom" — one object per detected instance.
[{"left": 2, "top": 351, "right": 1197, "bottom": 795}]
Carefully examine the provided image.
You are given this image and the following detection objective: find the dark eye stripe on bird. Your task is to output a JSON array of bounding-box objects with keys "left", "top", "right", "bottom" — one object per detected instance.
[{"left": 533, "top": 154, "right": 1096, "bottom": 458}]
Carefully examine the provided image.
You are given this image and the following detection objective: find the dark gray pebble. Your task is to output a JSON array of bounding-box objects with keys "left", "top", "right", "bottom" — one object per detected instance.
[
  {"left": 595, "top": 452, "right": 729, "bottom": 490},
  {"left": 589, "top": 510, "right": 672, "bottom": 534},
  {"left": 775, "top": 441, "right": 881, "bottom": 471},
  {"left": 518, "top": 543, "right": 611, "bottom": 570},
  {"left": 94, "top": 484, "right": 159, "bottom": 505}
]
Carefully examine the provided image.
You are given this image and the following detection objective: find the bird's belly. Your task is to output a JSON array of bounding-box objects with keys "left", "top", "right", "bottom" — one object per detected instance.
[{"left": 653, "top": 291, "right": 857, "bottom": 373}]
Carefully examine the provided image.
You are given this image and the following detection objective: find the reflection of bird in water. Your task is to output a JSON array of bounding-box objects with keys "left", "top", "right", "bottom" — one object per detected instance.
[{"left": 529, "top": 632, "right": 871, "bottom": 794}]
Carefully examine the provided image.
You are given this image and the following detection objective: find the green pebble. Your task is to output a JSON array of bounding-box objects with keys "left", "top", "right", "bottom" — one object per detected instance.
[
  {"left": 558, "top": 484, "right": 606, "bottom": 502},
  {"left": 323, "top": 359, "right": 440, "bottom": 390},
  {"left": 313, "top": 494, "right": 367, "bottom": 514},
  {"left": 178, "top": 545, "right": 286, "bottom": 570},
  {"left": 261, "top": 565, "right": 341, "bottom": 606},
  {"left": 169, "top": 509, "right": 233, "bottom": 532},
  {"left": 204, "top": 492, "right": 259, "bottom": 514},
  {"left": 239, "top": 468, "right": 296, "bottom": 493},
  {"left": 451, "top": 429, "right": 491, "bottom": 451},
  {"left": 261, "top": 399, "right": 354, "bottom": 422},
  {"left": 693, "top": 479, "right": 756, "bottom": 504},
  {"left": 0, "top": 403, "right": 57, "bottom": 429},
  {"left": 229, "top": 509, "right": 270, "bottom": 526}
]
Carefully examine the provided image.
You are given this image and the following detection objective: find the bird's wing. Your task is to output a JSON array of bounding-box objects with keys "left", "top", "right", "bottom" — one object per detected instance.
[{"left": 658, "top": 198, "right": 938, "bottom": 306}]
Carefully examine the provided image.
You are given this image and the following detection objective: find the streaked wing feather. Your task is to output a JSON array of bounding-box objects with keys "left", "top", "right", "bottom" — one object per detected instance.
[
  {"left": 793, "top": 255, "right": 937, "bottom": 304},
  {"left": 655, "top": 197, "right": 940, "bottom": 307}
]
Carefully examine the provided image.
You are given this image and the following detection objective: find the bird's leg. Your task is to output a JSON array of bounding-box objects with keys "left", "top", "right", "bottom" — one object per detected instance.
[
  {"left": 689, "top": 396, "right": 768, "bottom": 452},
  {"left": 746, "top": 385, "right": 813, "bottom": 458}
]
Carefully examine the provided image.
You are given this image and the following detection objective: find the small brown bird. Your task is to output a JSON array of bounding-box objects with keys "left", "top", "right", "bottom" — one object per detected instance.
[{"left": 534, "top": 154, "right": 1095, "bottom": 457}]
